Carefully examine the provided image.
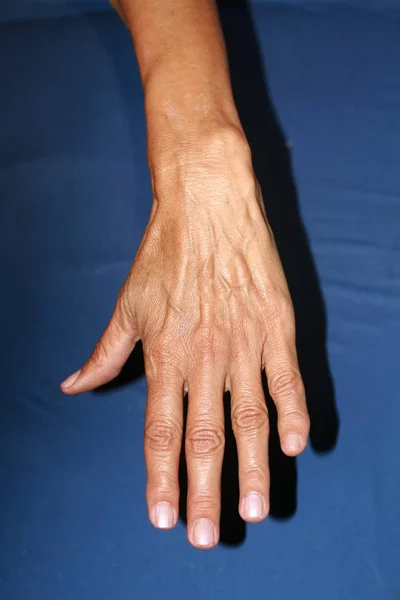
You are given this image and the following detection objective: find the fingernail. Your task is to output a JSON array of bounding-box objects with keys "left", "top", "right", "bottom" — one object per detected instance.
[
  {"left": 61, "top": 370, "right": 81, "bottom": 389},
  {"left": 285, "top": 433, "right": 302, "bottom": 453},
  {"left": 241, "top": 493, "right": 264, "bottom": 520},
  {"left": 154, "top": 502, "right": 175, "bottom": 529},
  {"left": 192, "top": 518, "right": 215, "bottom": 547}
]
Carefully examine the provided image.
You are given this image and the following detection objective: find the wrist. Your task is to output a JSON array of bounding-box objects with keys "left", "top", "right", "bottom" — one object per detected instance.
[
  {"left": 145, "top": 97, "right": 243, "bottom": 160},
  {"left": 148, "top": 122, "right": 255, "bottom": 208},
  {"left": 148, "top": 118, "right": 245, "bottom": 171}
]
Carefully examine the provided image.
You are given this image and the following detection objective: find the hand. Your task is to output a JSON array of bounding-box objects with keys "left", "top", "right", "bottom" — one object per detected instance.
[{"left": 61, "top": 128, "right": 310, "bottom": 549}]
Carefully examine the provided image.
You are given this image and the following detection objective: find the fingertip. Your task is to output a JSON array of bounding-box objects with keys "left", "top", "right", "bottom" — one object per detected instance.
[
  {"left": 60, "top": 369, "right": 82, "bottom": 392},
  {"left": 282, "top": 433, "right": 308, "bottom": 457},
  {"left": 150, "top": 502, "right": 178, "bottom": 530},
  {"left": 239, "top": 492, "right": 269, "bottom": 523},
  {"left": 189, "top": 518, "right": 219, "bottom": 550}
]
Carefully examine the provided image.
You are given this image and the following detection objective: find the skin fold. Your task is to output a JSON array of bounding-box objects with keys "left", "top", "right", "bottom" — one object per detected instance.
[{"left": 61, "top": 0, "right": 310, "bottom": 550}]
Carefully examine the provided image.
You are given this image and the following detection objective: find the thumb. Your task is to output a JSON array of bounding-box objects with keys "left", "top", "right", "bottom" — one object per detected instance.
[{"left": 61, "top": 297, "right": 139, "bottom": 394}]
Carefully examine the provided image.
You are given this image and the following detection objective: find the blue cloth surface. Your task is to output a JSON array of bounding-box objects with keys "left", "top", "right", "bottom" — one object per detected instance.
[
  {"left": 1, "top": 5, "right": 400, "bottom": 600},
  {"left": 1, "top": 0, "right": 399, "bottom": 22}
]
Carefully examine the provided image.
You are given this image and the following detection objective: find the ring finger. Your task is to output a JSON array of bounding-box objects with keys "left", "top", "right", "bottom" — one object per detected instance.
[{"left": 230, "top": 358, "right": 270, "bottom": 522}]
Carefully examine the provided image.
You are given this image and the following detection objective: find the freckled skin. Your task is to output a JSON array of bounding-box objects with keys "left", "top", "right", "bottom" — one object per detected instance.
[{"left": 61, "top": 0, "right": 310, "bottom": 549}]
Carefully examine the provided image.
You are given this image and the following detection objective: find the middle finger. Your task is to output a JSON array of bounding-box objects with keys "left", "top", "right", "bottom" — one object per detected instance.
[{"left": 185, "top": 363, "right": 225, "bottom": 549}]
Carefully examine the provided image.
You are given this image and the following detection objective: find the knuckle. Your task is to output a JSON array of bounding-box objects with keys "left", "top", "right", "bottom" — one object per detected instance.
[
  {"left": 262, "top": 300, "right": 281, "bottom": 327},
  {"left": 241, "top": 463, "right": 269, "bottom": 481},
  {"left": 269, "top": 371, "right": 304, "bottom": 400},
  {"left": 262, "top": 292, "right": 294, "bottom": 329},
  {"left": 189, "top": 494, "right": 218, "bottom": 513},
  {"left": 194, "top": 327, "right": 220, "bottom": 360},
  {"left": 232, "top": 403, "right": 268, "bottom": 435},
  {"left": 278, "top": 290, "right": 295, "bottom": 322},
  {"left": 90, "top": 338, "right": 110, "bottom": 367},
  {"left": 280, "top": 407, "right": 310, "bottom": 428},
  {"left": 116, "top": 287, "right": 134, "bottom": 323},
  {"left": 186, "top": 425, "right": 225, "bottom": 457},
  {"left": 146, "top": 336, "right": 169, "bottom": 361},
  {"left": 144, "top": 336, "right": 179, "bottom": 380},
  {"left": 146, "top": 471, "right": 177, "bottom": 494},
  {"left": 145, "top": 419, "right": 181, "bottom": 453}
]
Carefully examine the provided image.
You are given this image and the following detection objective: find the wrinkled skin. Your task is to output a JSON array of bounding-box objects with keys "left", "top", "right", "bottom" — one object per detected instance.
[{"left": 62, "top": 130, "right": 310, "bottom": 549}]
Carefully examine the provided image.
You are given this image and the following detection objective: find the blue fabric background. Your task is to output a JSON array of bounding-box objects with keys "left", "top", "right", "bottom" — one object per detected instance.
[
  {"left": 1, "top": 0, "right": 400, "bottom": 22},
  {"left": 1, "top": 3, "right": 400, "bottom": 600}
]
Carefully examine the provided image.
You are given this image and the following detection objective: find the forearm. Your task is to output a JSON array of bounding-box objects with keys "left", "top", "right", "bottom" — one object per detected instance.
[{"left": 113, "top": 0, "right": 245, "bottom": 174}]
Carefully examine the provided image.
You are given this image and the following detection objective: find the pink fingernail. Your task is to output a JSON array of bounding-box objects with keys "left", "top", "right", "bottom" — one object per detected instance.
[
  {"left": 61, "top": 370, "right": 81, "bottom": 389},
  {"left": 241, "top": 493, "right": 264, "bottom": 520},
  {"left": 285, "top": 434, "right": 302, "bottom": 453},
  {"left": 154, "top": 502, "right": 175, "bottom": 529},
  {"left": 192, "top": 518, "right": 215, "bottom": 547}
]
